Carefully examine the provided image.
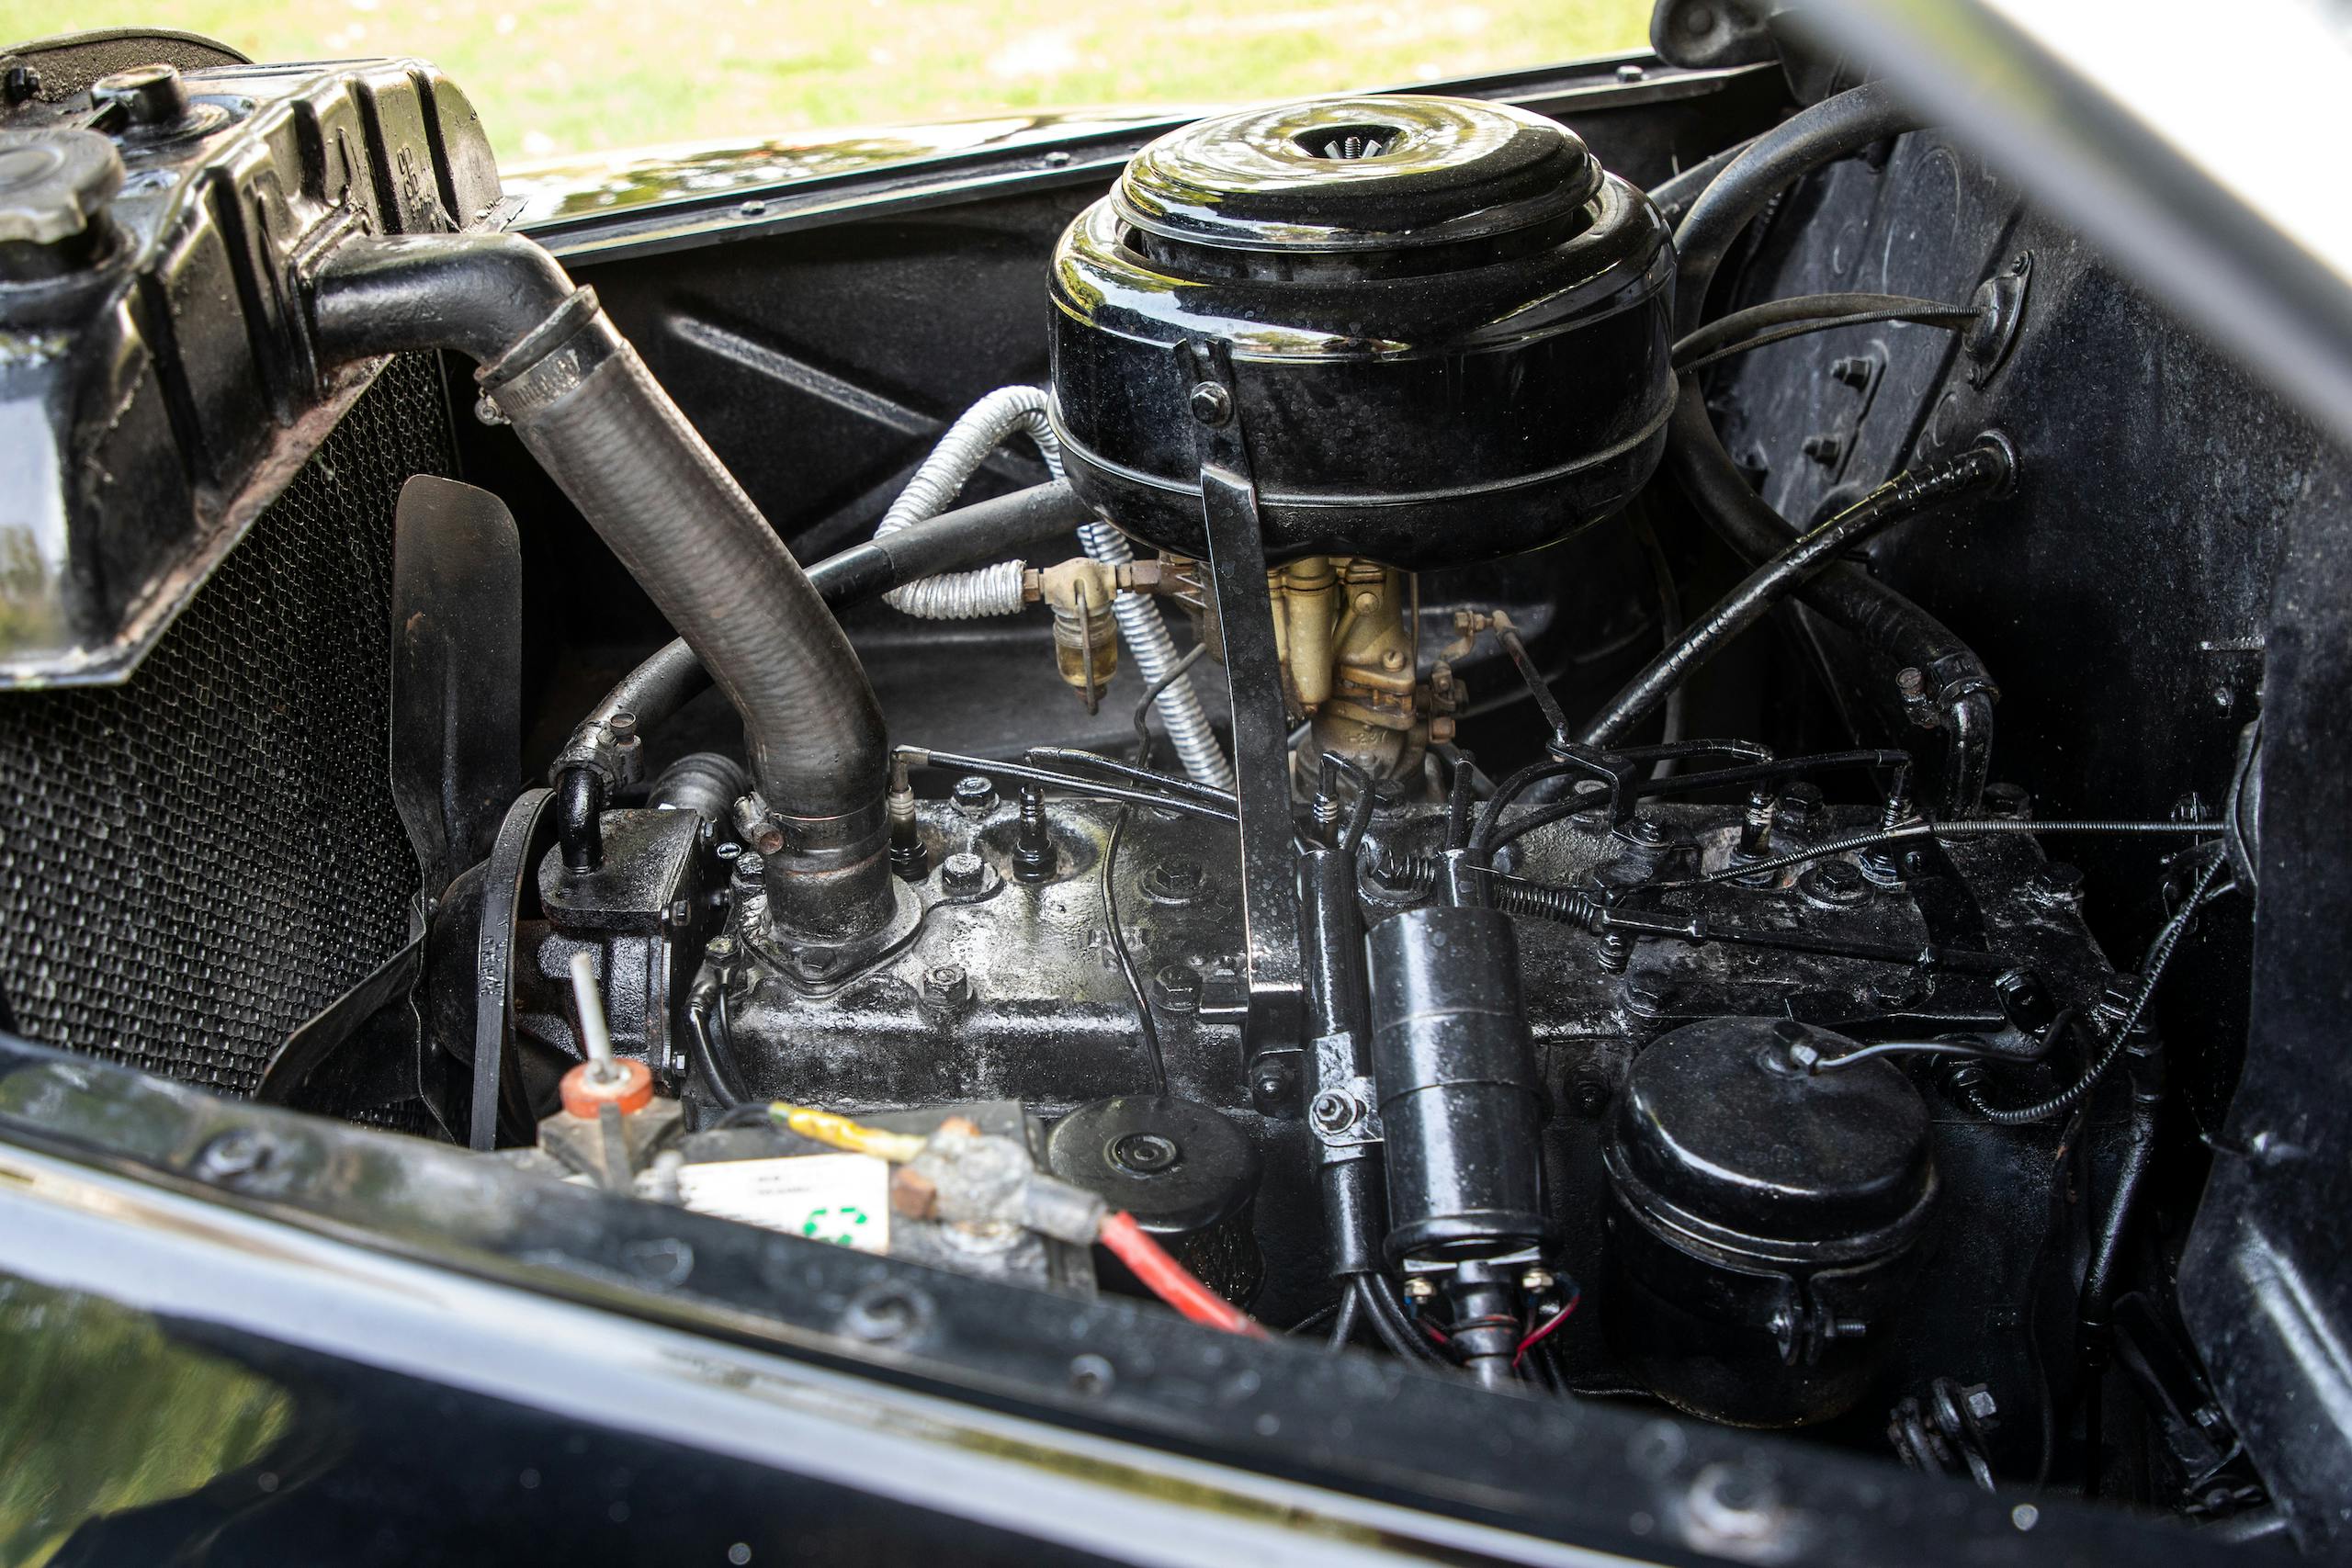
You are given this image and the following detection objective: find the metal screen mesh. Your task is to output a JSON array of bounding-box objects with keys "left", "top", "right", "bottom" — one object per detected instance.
[{"left": 0, "top": 354, "right": 451, "bottom": 1096}]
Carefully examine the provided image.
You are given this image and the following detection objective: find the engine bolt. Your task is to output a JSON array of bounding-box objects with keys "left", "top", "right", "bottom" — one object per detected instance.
[
  {"left": 1520, "top": 1267, "right": 1555, "bottom": 1293},
  {"left": 2029, "top": 861, "right": 2086, "bottom": 908},
  {"left": 1403, "top": 1277, "right": 1437, "bottom": 1303},
  {"left": 1151, "top": 963, "right": 1201, "bottom": 1013},
  {"left": 1141, "top": 857, "right": 1206, "bottom": 904},
  {"left": 922, "top": 963, "right": 972, "bottom": 1009},
  {"left": 1984, "top": 782, "right": 2032, "bottom": 819},
  {"left": 952, "top": 775, "right": 997, "bottom": 817},
  {"left": 1779, "top": 782, "right": 1826, "bottom": 828},
  {"left": 1012, "top": 782, "right": 1057, "bottom": 882},
  {"left": 1798, "top": 860, "right": 1871, "bottom": 908},
  {"left": 93, "top": 62, "right": 192, "bottom": 130},
  {"left": 1308, "top": 1089, "right": 1359, "bottom": 1134},
  {"left": 1615, "top": 816, "right": 1670, "bottom": 852},
  {"left": 941, "top": 851, "right": 989, "bottom": 895}
]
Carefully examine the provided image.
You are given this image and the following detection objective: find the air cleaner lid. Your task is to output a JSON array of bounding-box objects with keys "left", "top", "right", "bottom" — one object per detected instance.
[{"left": 1114, "top": 96, "right": 1600, "bottom": 254}]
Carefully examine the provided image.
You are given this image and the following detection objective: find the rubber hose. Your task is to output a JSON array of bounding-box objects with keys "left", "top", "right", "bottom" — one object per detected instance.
[
  {"left": 578, "top": 479, "right": 1097, "bottom": 742},
  {"left": 1583, "top": 436, "right": 2010, "bottom": 746},
  {"left": 1674, "top": 80, "right": 1920, "bottom": 335},
  {"left": 877, "top": 388, "right": 1058, "bottom": 618},
  {"left": 1662, "top": 381, "right": 1999, "bottom": 815},
  {"left": 308, "top": 231, "right": 895, "bottom": 940},
  {"left": 875, "top": 386, "right": 1230, "bottom": 788}
]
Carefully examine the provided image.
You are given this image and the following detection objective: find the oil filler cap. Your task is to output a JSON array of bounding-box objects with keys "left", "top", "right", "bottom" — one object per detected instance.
[
  {"left": 1048, "top": 1095, "right": 1264, "bottom": 1304},
  {"left": 1046, "top": 1094, "right": 1261, "bottom": 1235}
]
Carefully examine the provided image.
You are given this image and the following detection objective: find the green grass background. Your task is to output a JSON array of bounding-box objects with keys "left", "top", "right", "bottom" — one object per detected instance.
[{"left": 3, "top": 0, "right": 1648, "bottom": 162}]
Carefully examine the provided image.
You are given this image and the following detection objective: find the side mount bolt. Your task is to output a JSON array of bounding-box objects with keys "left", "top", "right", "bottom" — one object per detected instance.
[{"left": 1187, "top": 381, "right": 1234, "bottom": 427}]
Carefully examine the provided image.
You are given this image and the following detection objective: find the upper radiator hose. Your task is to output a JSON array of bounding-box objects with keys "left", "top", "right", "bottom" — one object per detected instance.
[{"left": 307, "top": 232, "right": 894, "bottom": 942}]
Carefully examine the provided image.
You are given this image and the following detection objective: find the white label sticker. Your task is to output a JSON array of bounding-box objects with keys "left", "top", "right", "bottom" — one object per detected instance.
[{"left": 675, "top": 1153, "right": 892, "bottom": 1255}]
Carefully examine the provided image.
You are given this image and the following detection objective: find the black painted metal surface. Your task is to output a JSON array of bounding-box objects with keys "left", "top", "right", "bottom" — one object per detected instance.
[
  {"left": 1049, "top": 96, "right": 1675, "bottom": 569},
  {"left": 0, "top": 51, "right": 503, "bottom": 685},
  {"left": 389, "top": 477, "right": 523, "bottom": 902},
  {"left": 0, "top": 1029, "right": 2238, "bottom": 1566}
]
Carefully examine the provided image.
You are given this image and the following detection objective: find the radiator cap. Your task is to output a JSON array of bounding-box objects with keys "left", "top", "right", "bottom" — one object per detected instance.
[{"left": 0, "top": 130, "right": 120, "bottom": 255}]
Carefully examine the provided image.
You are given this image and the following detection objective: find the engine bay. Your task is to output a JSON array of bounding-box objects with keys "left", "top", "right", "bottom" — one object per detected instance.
[{"left": 0, "top": 17, "right": 2329, "bottom": 1559}]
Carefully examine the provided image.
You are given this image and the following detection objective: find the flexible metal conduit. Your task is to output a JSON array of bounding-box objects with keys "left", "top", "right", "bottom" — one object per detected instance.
[{"left": 874, "top": 386, "right": 1232, "bottom": 790}]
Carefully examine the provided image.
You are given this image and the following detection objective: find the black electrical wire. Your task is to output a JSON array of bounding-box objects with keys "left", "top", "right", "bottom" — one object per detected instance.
[
  {"left": 1286, "top": 1300, "right": 1342, "bottom": 1337},
  {"left": 1651, "top": 818, "right": 2220, "bottom": 892},
  {"left": 1444, "top": 747, "right": 1484, "bottom": 851},
  {"left": 1673, "top": 81, "right": 1920, "bottom": 337},
  {"left": 1670, "top": 292, "right": 1979, "bottom": 374},
  {"left": 1326, "top": 1288, "right": 1363, "bottom": 1351},
  {"left": 1485, "top": 749, "right": 1912, "bottom": 859},
  {"left": 1960, "top": 851, "right": 2232, "bottom": 1124},
  {"left": 1636, "top": 748, "right": 1911, "bottom": 800},
  {"left": 1657, "top": 82, "right": 2003, "bottom": 818},
  {"left": 1632, "top": 516, "right": 1688, "bottom": 770},
  {"left": 1580, "top": 437, "right": 2012, "bottom": 749},
  {"left": 1646, "top": 136, "right": 1758, "bottom": 228},
  {"left": 685, "top": 976, "right": 751, "bottom": 1108},
  {"left": 898, "top": 746, "right": 1238, "bottom": 824},
  {"left": 1465, "top": 755, "right": 1598, "bottom": 862},
  {"left": 1102, "top": 803, "right": 1170, "bottom": 1095},
  {"left": 1353, "top": 1276, "right": 1442, "bottom": 1364},
  {"left": 1026, "top": 742, "right": 1233, "bottom": 808},
  {"left": 1131, "top": 642, "right": 1208, "bottom": 773},
  {"left": 1808, "top": 1014, "right": 2072, "bottom": 1074}
]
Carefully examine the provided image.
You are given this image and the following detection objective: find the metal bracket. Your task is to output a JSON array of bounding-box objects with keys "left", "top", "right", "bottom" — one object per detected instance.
[
  {"left": 1306, "top": 1032, "right": 1385, "bottom": 1150},
  {"left": 1180, "top": 339, "right": 1306, "bottom": 1114}
]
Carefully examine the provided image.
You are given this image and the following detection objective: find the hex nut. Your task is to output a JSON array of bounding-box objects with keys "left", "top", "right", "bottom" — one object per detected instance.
[
  {"left": 922, "top": 963, "right": 972, "bottom": 1008},
  {"left": 1308, "top": 1089, "right": 1359, "bottom": 1134},
  {"left": 941, "top": 851, "right": 989, "bottom": 895},
  {"left": 1187, "top": 381, "right": 1233, "bottom": 426},
  {"left": 1141, "top": 857, "right": 1206, "bottom": 905},
  {"left": 1799, "top": 860, "right": 1871, "bottom": 908},
  {"left": 2029, "top": 861, "right": 2086, "bottom": 906},
  {"left": 952, "top": 775, "right": 997, "bottom": 817},
  {"left": 1152, "top": 963, "right": 1202, "bottom": 1012}
]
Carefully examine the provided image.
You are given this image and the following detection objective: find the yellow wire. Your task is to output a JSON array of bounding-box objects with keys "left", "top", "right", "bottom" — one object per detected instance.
[{"left": 768, "top": 1101, "right": 927, "bottom": 1164}]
